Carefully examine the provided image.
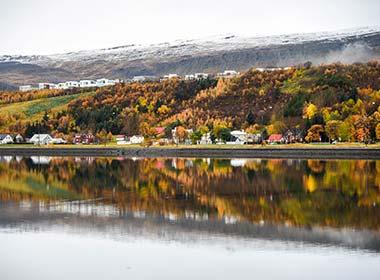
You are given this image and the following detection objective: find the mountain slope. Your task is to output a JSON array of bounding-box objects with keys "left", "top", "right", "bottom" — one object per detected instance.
[{"left": 1, "top": 27, "right": 380, "bottom": 86}]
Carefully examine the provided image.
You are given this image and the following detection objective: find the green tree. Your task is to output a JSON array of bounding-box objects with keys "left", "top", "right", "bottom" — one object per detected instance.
[{"left": 246, "top": 111, "right": 255, "bottom": 125}]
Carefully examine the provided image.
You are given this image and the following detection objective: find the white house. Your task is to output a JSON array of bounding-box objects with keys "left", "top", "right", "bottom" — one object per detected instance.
[
  {"left": 231, "top": 130, "right": 248, "bottom": 143},
  {"left": 217, "top": 70, "right": 240, "bottom": 78},
  {"left": 96, "top": 78, "right": 116, "bottom": 87},
  {"left": 199, "top": 132, "right": 212, "bottom": 145},
  {"left": 19, "top": 85, "right": 36, "bottom": 92},
  {"left": 185, "top": 74, "right": 195, "bottom": 80},
  {"left": 14, "top": 134, "right": 24, "bottom": 143},
  {"left": 163, "top": 74, "right": 180, "bottom": 80},
  {"left": 51, "top": 138, "right": 67, "bottom": 144},
  {"left": 116, "top": 135, "right": 127, "bottom": 145},
  {"left": 29, "top": 134, "right": 54, "bottom": 145},
  {"left": 57, "top": 83, "right": 68, "bottom": 89},
  {"left": 132, "top": 76, "right": 158, "bottom": 82},
  {"left": 79, "top": 80, "right": 96, "bottom": 88},
  {"left": 129, "top": 135, "right": 144, "bottom": 144},
  {"left": 65, "top": 81, "right": 80, "bottom": 88},
  {"left": 38, "top": 83, "right": 57, "bottom": 90},
  {"left": 0, "top": 134, "right": 14, "bottom": 145},
  {"left": 194, "top": 73, "right": 209, "bottom": 79}
]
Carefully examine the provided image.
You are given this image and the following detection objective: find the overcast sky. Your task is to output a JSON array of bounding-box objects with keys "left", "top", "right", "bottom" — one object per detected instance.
[{"left": 1, "top": 0, "right": 380, "bottom": 55}]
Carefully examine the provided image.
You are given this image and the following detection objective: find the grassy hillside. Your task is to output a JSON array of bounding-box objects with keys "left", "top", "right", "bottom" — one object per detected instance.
[
  {"left": 0, "top": 91, "right": 95, "bottom": 131},
  {"left": 0, "top": 62, "right": 380, "bottom": 143}
]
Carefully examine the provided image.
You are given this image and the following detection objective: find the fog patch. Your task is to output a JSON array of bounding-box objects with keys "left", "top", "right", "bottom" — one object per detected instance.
[{"left": 314, "top": 42, "right": 377, "bottom": 64}]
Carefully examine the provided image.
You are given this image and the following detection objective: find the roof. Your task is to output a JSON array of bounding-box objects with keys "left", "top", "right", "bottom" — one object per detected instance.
[
  {"left": 30, "top": 134, "right": 52, "bottom": 140},
  {"left": 0, "top": 134, "right": 11, "bottom": 140},
  {"left": 268, "top": 134, "right": 283, "bottom": 141},
  {"left": 155, "top": 127, "right": 165, "bottom": 134}
]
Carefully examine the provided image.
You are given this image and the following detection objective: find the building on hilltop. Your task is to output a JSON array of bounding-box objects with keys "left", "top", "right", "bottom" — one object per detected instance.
[
  {"left": 132, "top": 76, "right": 159, "bottom": 83},
  {"left": 79, "top": 80, "right": 96, "bottom": 88},
  {"left": 65, "top": 81, "right": 80, "bottom": 88},
  {"left": 96, "top": 78, "right": 116, "bottom": 87},
  {"left": 19, "top": 85, "right": 37, "bottom": 92},
  {"left": 217, "top": 70, "right": 240, "bottom": 78},
  {"left": 38, "top": 83, "right": 57, "bottom": 90}
]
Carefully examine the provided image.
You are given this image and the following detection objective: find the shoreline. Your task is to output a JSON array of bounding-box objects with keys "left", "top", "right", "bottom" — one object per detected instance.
[{"left": 0, "top": 146, "right": 380, "bottom": 159}]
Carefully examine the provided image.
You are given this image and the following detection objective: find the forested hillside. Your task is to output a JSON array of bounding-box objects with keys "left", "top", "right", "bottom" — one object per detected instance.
[{"left": 1, "top": 62, "right": 380, "bottom": 142}]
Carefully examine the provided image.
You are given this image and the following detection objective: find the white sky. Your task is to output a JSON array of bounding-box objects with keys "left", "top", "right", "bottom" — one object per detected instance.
[{"left": 1, "top": 0, "right": 380, "bottom": 55}]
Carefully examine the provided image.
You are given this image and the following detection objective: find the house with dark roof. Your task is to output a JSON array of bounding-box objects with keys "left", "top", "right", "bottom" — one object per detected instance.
[{"left": 0, "top": 134, "right": 14, "bottom": 144}]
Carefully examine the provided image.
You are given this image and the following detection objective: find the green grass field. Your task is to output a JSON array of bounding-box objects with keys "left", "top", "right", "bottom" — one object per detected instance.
[{"left": 0, "top": 91, "right": 95, "bottom": 129}]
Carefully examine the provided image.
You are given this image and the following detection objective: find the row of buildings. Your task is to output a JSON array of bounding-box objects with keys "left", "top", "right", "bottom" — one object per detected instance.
[
  {"left": 18, "top": 69, "right": 242, "bottom": 92},
  {"left": 131, "top": 70, "right": 240, "bottom": 83},
  {"left": 18, "top": 67, "right": 293, "bottom": 92},
  {"left": 19, "top": 78, "right": 120, "bottom": 92},
  {"left": 0, "top": 134, "right": 66, "bottom": 145},
  {"left": 0, "top": 129, "right": 302, "bottom": 146}
]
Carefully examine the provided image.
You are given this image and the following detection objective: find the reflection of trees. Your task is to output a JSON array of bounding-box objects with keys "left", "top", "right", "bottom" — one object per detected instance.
[{"left": 0, "top": 157, "right": 379, "bottom": 230}]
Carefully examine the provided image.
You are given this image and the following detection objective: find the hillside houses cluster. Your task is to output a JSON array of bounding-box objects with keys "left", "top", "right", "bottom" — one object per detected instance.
[
  {"left": 17, "top": 67, "right": 294, "bottom": 92},
  {"left": 19, "top": 78, "right": 120, "bottom": 92}
]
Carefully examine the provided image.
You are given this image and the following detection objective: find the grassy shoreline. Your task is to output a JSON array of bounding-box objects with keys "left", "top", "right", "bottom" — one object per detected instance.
[{"left": 0, "top": 143, "right": 380, "bottom": 149}]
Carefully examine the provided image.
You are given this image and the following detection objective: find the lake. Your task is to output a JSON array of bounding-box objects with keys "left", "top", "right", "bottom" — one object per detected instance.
[{"left": 0, "top": 156, "right": 380, "bottom": 279}]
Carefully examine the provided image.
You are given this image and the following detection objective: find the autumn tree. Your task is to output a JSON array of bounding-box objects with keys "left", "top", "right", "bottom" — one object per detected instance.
[
  {"left": 175, "top": 126, "right": 188, "bottom": 143},
  {"left": 303, "top": 103, "right": 317, "bottom": 120},
  {"left": 325, "top": 120, "right": 341, "bottom": 142},
  {"left": 305, "top": 125, "right": 324, "bottom": 143},
  {"left": 376, "top": 123, "right": 380, "bottom": 141}
]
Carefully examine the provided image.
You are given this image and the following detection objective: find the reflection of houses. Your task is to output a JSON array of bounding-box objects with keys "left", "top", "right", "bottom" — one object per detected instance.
[
  {"left": 268, "top": 134, "right": 284, "bottom": 144},
  {"left": 30, "top": 156, "right": 52, "bottom": 165},
  {"left": 230, "top": 159, "right": 247, "bottom": 167},
  {"left": 0, "top": 134, "right": 14, "bottom": 144},
  {"left": 29, "top": 134, "right": 54, "bottom": 145}
]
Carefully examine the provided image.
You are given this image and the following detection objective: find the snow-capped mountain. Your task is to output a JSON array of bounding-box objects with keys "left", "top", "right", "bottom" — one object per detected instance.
[{"left": 1, "top": 27, "right": 380, "bottom": 87}]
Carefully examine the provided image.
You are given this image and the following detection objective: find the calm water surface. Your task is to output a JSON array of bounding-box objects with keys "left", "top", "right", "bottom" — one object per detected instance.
[{"left": 0, "top": 156, "right": 380, "bottom": 279}]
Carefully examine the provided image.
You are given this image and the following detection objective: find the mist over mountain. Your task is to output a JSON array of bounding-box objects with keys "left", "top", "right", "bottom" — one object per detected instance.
[{"left": 1, "top": 27, "right": 380, "bottom": 87}]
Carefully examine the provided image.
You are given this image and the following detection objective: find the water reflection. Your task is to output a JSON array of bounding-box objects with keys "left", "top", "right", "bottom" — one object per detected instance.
[{"left": 0, "top": 157, "right": 380, "bottom": 252}]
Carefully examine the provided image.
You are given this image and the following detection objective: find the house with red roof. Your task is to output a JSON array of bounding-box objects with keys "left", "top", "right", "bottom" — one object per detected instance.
[{"left": 268, "top": 134, "right": 284, "bottom": 144}]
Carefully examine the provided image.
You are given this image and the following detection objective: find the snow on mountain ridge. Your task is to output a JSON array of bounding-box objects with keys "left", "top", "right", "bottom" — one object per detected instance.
[{"left": 2, "top": 26, "right": 380, "bottom": 66}]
